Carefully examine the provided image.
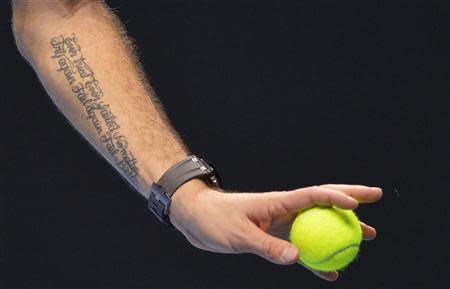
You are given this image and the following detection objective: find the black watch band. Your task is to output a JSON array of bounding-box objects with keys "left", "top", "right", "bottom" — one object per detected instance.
[{"left": 147, "top": 155, "right": 221, "bottom": 229}]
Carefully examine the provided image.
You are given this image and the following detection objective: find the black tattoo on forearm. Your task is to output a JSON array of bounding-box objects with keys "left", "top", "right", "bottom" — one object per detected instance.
[{"left": 50, "top": 33, "right": 139, "bottom": 184}]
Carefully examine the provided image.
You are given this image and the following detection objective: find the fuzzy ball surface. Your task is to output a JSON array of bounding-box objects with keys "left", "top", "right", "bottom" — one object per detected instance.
[{"left": 289, "top": 206, "right": 362, "bottom": 271}]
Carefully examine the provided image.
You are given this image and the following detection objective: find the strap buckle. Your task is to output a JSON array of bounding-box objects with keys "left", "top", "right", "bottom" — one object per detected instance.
[{"left": 147, "top": 183, "right": 173, "bottom": 227}]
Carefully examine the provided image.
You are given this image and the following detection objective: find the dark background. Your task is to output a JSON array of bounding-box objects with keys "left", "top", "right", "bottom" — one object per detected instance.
[{"left": 1, "top": 1, "right": 448, "bottom": 288}]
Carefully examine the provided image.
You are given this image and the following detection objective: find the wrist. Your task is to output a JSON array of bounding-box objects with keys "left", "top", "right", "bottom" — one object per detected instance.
[
  {"left": 137, "top": 151, "right": 191, "bottom": 198},
  {"left": 173, "top": 178, "right": 210, "bottom": 200},
  {"left": 146, "top": 154, "right": 221, "bottom": 228},
  {"left": 169, "top": 178, "right": 210, "bottom": 228}
]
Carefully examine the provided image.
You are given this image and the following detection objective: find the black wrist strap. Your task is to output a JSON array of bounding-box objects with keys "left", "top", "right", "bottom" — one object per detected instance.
[
  {"left": 158, "top": 155, "right": 218, "bottom": 197},
  {"left": 147, "top": 155, "right": 221, "bottom": 229}
]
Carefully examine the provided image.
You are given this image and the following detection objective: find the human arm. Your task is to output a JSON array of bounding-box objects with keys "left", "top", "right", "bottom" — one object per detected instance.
[
  {"left": 11, "top": 0, "right": 383, "bottom": 282},
  {"left": 11, "top": 0, "right": 201, "bottom": 198}
]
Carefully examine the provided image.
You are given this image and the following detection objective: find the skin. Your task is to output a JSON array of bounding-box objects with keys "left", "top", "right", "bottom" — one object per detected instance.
[
  {"left": 171, "top": 181, "right": 382, "bottom": 281},
  {"left": 11, "top": 0, "right": 383, "bottom": 282}
]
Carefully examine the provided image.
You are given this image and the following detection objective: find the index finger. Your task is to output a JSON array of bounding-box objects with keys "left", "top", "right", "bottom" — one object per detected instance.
[{"left": 320, "top": 184, "right": 383, "bottom": 203}]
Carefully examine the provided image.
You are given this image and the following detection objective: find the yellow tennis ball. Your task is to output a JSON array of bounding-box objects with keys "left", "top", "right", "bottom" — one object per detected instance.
[{"left": 289, "top": 206, "right": 362, "bottom": 272}]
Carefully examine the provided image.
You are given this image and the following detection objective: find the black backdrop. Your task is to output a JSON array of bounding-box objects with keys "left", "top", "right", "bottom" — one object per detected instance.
[{"left": 2, "top": 1, "right": 448, "bottom": 288}]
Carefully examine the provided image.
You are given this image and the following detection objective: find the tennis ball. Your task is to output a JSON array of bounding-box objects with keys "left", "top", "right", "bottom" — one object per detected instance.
[{"left": 289, "top": 206, "right": 362, "bottom": 272}]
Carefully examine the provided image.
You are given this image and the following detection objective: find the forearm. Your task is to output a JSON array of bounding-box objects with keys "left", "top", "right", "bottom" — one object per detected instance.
[{"left": 12, "top": 0, "right": 208, "bottom": 198}]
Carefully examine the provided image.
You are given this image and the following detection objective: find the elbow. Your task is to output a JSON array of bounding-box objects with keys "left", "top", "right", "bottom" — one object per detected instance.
[
  {"left": 11, "top": 1, "right": 28, "bottom": 41},
  {"left": 11, "top": 6, "right": 31, "bottom": 63},
  {"left": 11, "top": 4, "right": 37, "bottom": 63}
]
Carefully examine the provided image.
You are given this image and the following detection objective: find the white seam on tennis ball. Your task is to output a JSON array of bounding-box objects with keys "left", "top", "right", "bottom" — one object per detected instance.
[{"left": 306, "top": 243, "right": 359, "bottom": 265}]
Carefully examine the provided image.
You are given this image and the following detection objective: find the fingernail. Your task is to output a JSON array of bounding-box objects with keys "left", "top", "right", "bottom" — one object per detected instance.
[
  {"left": 347, "top": 195, "right": 358, "bottom": 202},
  {"left": 281, "top": 246, "right": 298, "bottom": 263},
  {"left": 361, "top": 221, "right": 375, "bottom": 231}
]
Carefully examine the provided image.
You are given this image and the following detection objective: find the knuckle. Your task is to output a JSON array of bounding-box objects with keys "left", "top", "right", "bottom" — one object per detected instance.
[
  {"left": 303, "top": 185, "right": 320, "bottom": 195},
  {"left": 261, "top": 238, "right": 278, "bottom": 260},
  {"left": 234, "top": 240, "right": 251, "bottom": 253},
  {"left": 266, "top": 200, "right": 281, "bottom": 217},
  {"left": 310, "top": 185, "right": 320, "bottom": 191},
  {"left": 227, "top": 238, "right": 244, "bottom": 252},
  {"left": 233, "top": 241, "right": 249, "bottom": 253}
]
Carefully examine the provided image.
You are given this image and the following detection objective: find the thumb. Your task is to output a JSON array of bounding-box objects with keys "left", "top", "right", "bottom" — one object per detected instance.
[{"left": 244, "top": 225, "right": 299, "bottom": 265}]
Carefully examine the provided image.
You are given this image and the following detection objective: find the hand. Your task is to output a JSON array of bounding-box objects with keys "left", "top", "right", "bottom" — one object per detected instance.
[{"left": 169, "top": 179, "right": 383, "bottom": 282}]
